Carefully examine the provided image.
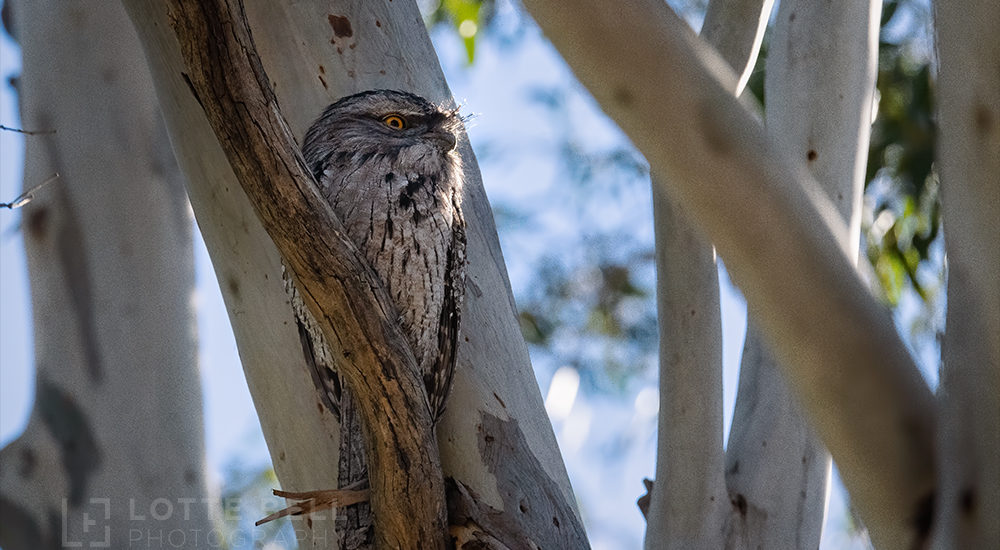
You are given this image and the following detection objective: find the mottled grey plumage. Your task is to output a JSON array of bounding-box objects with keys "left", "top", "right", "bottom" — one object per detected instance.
[{"left": 283, "top": 90, "right": 466, "bottom": 548}]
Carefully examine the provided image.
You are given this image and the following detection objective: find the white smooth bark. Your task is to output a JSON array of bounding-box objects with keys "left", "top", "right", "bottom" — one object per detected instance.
[
  {"left": 700, "top": 0, "right": 771, "bottom": 95},
  {"left": 647, "top": 187, "right": 728, "bottom": 550},
  {"left": 124, "top": 0, "right": 586, "bottom": 547},
  {"left": 120, "top": 8, "right": 345, "bottom": 545},
  {"left": 0, "top": 1, "right": 212, "bottom": 548},
  {"left": 932, "top": 1, "right": 1000, "bottom": 548},
  {"left": 725, "top": 2, "right": 881, "bottom": 548},
  {"left": 521, "top": 1, "right": 936, "bottom": 548},
  {"left": 645, "top": 2, "right": 771, "bottom": 549}
]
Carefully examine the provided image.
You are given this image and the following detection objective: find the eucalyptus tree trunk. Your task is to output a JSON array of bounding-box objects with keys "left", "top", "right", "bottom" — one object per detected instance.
[
  {"left": 645, "top": 1, "right": 770, "bottom": 548},
  {"left": 523, "top": 1, "right": 937, "bottom": 549},
  {"left": 932, "top": 1, "right": 1000, "bottom": 548},
  {"left": 646, "top": 1, "right": 879, "bottom": 547},
  {"left": 123, "top": 0, "right": 586, "bottom": 548},
  {"left": 724, "top": 2, "right": 881, "bottom": 548},
  {"left": 0, "top": 1, "right": 212, "bottom": 548}
]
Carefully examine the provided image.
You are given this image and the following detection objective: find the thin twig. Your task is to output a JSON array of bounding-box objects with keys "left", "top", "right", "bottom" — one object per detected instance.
[
  {"left": 256, "top": 483, "right": 370, "bottom": 526},
  {"left": 1, "top": 173, "right": 60, "bottom": 209},
  {"left": 0, "top": 124, "right": 57, "bottom": 135}
]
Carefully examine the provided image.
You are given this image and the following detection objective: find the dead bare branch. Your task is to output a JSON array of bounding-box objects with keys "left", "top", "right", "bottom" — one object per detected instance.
[{"left": 0, "top": 173, "right": 58, "bottom": 209}]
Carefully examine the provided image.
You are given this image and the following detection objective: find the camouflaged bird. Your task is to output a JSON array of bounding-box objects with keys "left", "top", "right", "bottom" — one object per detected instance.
[{"left": 276, "top": 90, "right": 466, "bottom": 548}]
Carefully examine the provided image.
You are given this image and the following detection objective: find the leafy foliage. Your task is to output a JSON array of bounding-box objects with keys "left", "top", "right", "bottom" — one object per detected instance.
[
  {"left": 422, "top": 0, "right": 492, "bottom": 62},
  {"left": 865, "top": 0, "right": 939, "bottom": 306}
]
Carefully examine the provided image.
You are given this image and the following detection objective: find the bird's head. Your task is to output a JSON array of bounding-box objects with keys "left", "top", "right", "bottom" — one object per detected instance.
[{"left": 303, "top": 90, "right": 464, "bottom": 166}]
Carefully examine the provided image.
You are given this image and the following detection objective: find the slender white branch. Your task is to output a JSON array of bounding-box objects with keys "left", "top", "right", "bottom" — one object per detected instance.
[
  {"left": 645, "top": 2, "right": 771, "bottom": 548},
  {"left": 700, "top": 0, "right": 772, "bottom": 94},
  {"left": 521, "top": 1, "right": 936, "bottom": 548},
  {"left": 646, "top": 188, "right": 727, "bottom": 550},
  {"left": 724, "top": 2, "right": 881, "bottom": 548},
  {"left": 932, "top": 1, "right": 1000, "bottom": 547}
]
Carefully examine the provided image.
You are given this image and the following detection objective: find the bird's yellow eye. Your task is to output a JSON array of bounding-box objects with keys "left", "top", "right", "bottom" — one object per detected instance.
[{"left": 382, "top": 115, "right": 406, "bottom": 130}]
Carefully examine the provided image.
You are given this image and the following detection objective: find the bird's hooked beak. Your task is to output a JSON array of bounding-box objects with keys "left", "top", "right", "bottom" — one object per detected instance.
[{"left": 430, "top": 130, "right": 459, "bottom": 153}]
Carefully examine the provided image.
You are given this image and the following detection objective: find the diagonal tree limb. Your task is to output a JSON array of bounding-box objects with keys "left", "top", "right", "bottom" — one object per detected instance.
[
  {"left": 521, "top": 1, "right": 937, "bottom": 548},
  {"left": 161, "top": 0, "right": 447, "bottom": 547}
]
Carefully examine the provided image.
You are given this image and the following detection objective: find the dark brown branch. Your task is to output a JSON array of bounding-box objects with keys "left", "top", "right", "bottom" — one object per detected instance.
[{"left": 162, "top": 1, "right": 447, "bottom": 548}]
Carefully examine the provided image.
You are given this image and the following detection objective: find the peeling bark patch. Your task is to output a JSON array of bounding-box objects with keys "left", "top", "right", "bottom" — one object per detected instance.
[
  {"left": 613, "top": 86, "right": 634, "bottom": 108},
  {"left": 913, "top": 491, "right": 935, "bottom": 542},
  {"left": 0, "top": 497, "right": 50, "bottom": 549},
  {"left": 227, "top": 276, "right": 240, "bottom": 299},
  {"left": 38, "top": 378, "right": 100, "bottom": 507},
  {"left": 25, "top": 206, "right": 49, "bottom": 238},
  {"left": 445, "top": 413, "right": 589, "bottom": 548},
  {"left": 974, "top": 102, "right": 994, "bottom": 136},
  {"left": 959, "top": 487, "right": 976, "bottom": 516},
  {"left": 699, "top": 101, "right": 732, "bottom": 155},
  {"left": 733, "top": 493, "right": 748, "bottom": 517},
  {"left": 328, "top": 15, "right": 353, "bottom": 40},
  {"left": 19, "top": 447, "right": 36, "bottom": 477}
]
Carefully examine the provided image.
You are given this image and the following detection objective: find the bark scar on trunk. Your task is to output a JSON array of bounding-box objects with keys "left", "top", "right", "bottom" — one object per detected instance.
[{"left": 445, "top": 413, "right": 589, "bottom": 549}]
